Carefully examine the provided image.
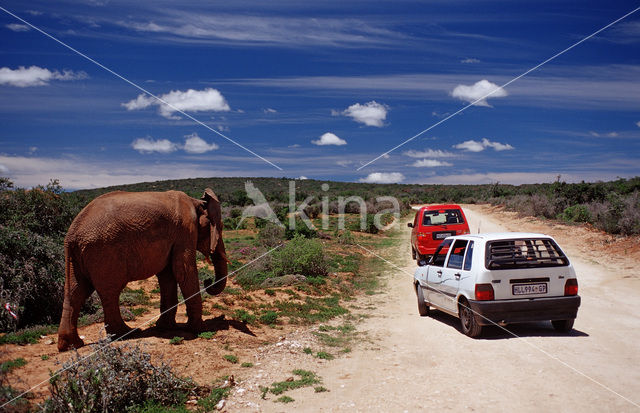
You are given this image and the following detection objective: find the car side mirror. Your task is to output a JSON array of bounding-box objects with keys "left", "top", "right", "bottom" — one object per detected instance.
[
  {"left": 418, "top": 259, "right": 428, "bottom": 267},
  {"left": 407, "top": 223, "right": 413, "bottom": 228}
]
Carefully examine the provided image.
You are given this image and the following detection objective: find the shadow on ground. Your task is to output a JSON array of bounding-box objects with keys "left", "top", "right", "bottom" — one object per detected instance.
[{"left": 428, "top": 309, "right": 589, "bottom": 339}]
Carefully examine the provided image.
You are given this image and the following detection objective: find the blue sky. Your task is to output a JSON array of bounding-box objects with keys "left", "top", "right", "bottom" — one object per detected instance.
[{"left": 0, "top": 0, "right": 639, "bottom": 189}]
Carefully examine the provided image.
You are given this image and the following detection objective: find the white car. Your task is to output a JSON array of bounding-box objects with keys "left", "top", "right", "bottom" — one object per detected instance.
[{"left": 413, "top": 232, "right": 580, "bottom": 337}]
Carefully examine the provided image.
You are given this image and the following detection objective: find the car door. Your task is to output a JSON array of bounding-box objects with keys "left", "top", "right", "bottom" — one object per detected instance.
[
  {"left": 425, "top": 239, "right": 452, "bottom": 310},
  {"left": 437, "top": 239, "right": 469, "bottom": 313}
]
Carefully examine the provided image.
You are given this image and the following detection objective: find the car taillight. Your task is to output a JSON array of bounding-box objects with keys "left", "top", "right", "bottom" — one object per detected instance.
[
  {"left": 564, "top": 279, "right": 578, "bottom": 296},
  {"left": 417, "top": 232, "right": 429, "bottom": 237},
  {"left": 475, "top": 283, "right": 494, "bottom": 301}
]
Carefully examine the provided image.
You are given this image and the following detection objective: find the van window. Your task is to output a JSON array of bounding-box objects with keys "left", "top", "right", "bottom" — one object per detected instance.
[
  {"left": 423, "top": 209, "right": 464, "bottom": 226},
  {"left": 446, "top": 239, "right": 468, "bottom": 269},
  {"left": 463, "top": 241, "right": 474, "bottom": 271},
  {"left": 430, "top": 239, "right": 452, "bottom": 267}
]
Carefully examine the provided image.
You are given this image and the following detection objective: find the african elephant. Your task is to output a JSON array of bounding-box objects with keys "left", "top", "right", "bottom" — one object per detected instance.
[{"left": 57, "top": 188, "right": 228, "bottom": 352}]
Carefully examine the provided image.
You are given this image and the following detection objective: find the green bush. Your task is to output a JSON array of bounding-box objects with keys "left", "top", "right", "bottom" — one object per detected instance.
[
  {"left": 270, "top": 235, "right": 328, "bottom": 277},
  {"left": 285, "top": 217, "right": 317, "bottom": 239},
  {"left": 559, "top": 204, "right": 592, "bottom": 223},
  {"left": 335, "top": 230, "right": 355, "bottom": 245},
  {"left": 258, "top": 223, "right": 286, "bottom": 247},
  {"left": 259, "top": 311, "right": 278, "bottom": 325},
  {"left": 44, "top": 339, "right": 195, "bottom": 412}
]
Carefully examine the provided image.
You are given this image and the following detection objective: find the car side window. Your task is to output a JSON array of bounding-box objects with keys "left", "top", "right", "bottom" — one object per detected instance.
[
  {"left": 446, "top": 240, "right": 468, "bottom": 269},
  {"left": 463, "top": 241, "right": 474, "bottom": 271},
  {"left": 430, "top": 239, "right": 452, "bottom": 267}
]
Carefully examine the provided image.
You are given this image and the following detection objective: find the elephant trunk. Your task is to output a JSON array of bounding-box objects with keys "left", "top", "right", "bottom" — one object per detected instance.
[{"left": 204, "top": 240, "right": 228, "bottom": 295}]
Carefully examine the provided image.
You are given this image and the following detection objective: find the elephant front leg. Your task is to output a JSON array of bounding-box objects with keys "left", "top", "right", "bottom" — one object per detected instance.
[
  {"left": 155, "top": 266, "right": 178, "bottom": 330},
  {"left": 173, "top": 250, "right": 204, "bottom": 333}
]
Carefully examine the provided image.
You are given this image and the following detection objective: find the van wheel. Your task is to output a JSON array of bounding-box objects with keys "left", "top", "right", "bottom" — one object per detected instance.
[
  {"left": 551, "top": 319, "right": 574, "bottom": 332},
  {"left": 415, "top": 283, "right": 430, "bottom": 317},
  {"left": 459, "top": 299, "right": 482, "bottom": 338},
  {"left": 411, "top": 248, "right": 416, "bottom": 260}
]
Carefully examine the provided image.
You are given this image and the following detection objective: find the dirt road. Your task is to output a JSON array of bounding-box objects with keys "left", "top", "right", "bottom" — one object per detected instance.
[{"left": 232, "top": 204, "right": 640, "bottom": 412}]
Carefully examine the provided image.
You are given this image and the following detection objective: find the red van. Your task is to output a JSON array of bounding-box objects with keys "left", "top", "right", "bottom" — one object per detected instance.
[{"left": 408, "top": 204, "right": 470, "bottom": 261}]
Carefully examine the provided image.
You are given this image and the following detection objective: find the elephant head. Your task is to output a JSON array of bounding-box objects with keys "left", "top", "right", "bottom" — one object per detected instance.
[{"left": 198, "top": 188, "right": 228, "bottom": 295}]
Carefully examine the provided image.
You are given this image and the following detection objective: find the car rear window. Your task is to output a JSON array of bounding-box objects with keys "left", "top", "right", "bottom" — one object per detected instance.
[
  {"left": 422, "top": 209, "right": 464, "bottom": 226},
  {"left": 485, "top": 238, "right": 569, "bottom": 270}
]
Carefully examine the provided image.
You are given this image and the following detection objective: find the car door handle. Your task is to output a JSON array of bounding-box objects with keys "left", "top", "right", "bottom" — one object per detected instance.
[
  {"left": 437, "top": 270, "right": 442, "bottom": 277},
  {"left": 454, "top": 273, "right": 461, "bottom": 280}
]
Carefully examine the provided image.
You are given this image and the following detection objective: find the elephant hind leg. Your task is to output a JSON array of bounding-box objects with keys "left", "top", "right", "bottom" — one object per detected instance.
[
  {"left": 58, "top": 256, "right": 94, "bottom": 352},
  {"left": 98, "top": 290, "right": 132, "bottom": 339}
]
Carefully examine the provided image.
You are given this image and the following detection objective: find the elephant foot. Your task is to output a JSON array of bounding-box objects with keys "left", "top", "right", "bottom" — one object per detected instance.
[
  {"left": 58, "top": 332, "right": 85, "bottom": 352},
  {"left": 105, "top": 324, "right": 134, "bottom": 341},
  {"left": 155, "top": 317, "right": 177, "bottom": 330},
  {"left": 187, "top": 318, "right": 204, "bottom": 334}
]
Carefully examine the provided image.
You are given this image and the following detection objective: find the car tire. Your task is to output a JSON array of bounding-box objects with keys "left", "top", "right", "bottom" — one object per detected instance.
[
  {"left": 411, "top": 248, "right": 416, "bottom": 260},
  {"left": 459, "top": 299, "right": 482, "bottom": 338},
  {"left": 551, "top": 319, "right": 574, "bottom": 332},
  {"left": 415, "top": 283, "right": 430, "bottom": 317}
]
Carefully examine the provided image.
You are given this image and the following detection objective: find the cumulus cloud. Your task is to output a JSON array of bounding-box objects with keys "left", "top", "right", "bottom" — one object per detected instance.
[
  {"left": 451, "top": 79, "right": 508, "bottom": 107},
  {"left": 131, "top": 137, "right": 178, "bottom": 154},
  {"left": 0, "top": 66, "right": 88, "bottom": 87},
  {"left": 359, "top": 172, "right": 405, "bottom": 184},
  {"left": 183, "top": 133, "right": 219, "bottom": 153},
  {"left": 122, "top": 88, "right": 230, "bottom": 119},
  {"left": 0, "top": 163, "right": 8, "bottom": 173},
  {"left": 263, "top": 108, "right": 277, "bottom": 114},
  {"left": 460, "top": 58, "right": 480, "bottom": 64},
  {"left": 637, "top": 121, "right": 640, "bottom": 128},
  {"left": 312, "top": 132, "right": 347, "bottom": 146},
  {"left": 340, "top": 101, "right": 388, "bottom": 127},
  {"left": 298, "top": 176, "right": 308, "bottom": 180},
  {"left": 411, "top": 159, "right": 453, "bottom": 167},
  {"left": 454, "top": 138, "right": 514, "bottom": 152},
  {"left": 404, "top": 149, "right": 456, "bottom": 158},
  {"left": 6, "top": 23, "right": 30, "bottom": 32}
]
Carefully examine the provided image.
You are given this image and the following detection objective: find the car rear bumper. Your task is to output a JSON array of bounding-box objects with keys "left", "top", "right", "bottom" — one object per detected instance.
[{"left": 468, "top": 295, "right": 581, "bottom": 325}]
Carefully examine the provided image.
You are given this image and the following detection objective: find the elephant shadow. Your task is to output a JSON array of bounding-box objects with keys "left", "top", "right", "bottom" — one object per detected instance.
[{"left": 114, "top": 315, "right": 257, "bottom": 343}]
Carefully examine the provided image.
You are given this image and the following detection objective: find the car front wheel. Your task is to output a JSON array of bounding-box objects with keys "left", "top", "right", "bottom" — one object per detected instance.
[
  {"left": 459, "top": 299, "right": 482, "bottom": 338},
  {"left": 551, "top": 319, "right": 574, "bottom": 332}
]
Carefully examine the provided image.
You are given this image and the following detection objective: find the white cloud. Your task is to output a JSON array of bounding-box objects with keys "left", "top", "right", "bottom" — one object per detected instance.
[
  {"left": 183, "top": 133, "right": 219, "bottom": 153},
  {"left": 589, "top": 131, "right": 619, "bottom": 138},
  {"left": 341, "top": 101, "right": 388, "bottom": 127},
  {"left": 131, "top": 137, "right": 178, "bottom": 154},
  {"left": 454, "top": 138, "right": 513, "bottom": 152},
  {"left": 288, "top": 144, "right": 301, "bottom": 148},
  {"left": 6, "top": 23, "right": 30, "bottom": 32},
  {"left": 359, "top": 172, "right": 405, "bottom": 184},
  {"left": 336, "top": 160, "right": 353, "bottom": 167},
  {"left": 312, "top": 132, "right": 347, "bottom": 146},
  {"left": 298, "top": 176, "right": 308, "bottom": 180},
  {"left": 637, "top": 121, "right": 640, "bottom": 128},
  {"left": 451, "top": 79, "right": 508, "bottom": 107},
  {"left": 28, "top": 146, "right": 38, "bottom": 155},
  {"left": 263, "top": 108, "right": 277, "bottom": 114},
  {"left": 404, "top": 149, "right": 456, "bottom": 158},
  {"left": 0, "top": 163, "right": 8, "bottom": 174},
  {"left": 411, "top": 159, "right": 453, "bottom": 167},
  {"left": 460, "top": 58, "right": 480, "bottom": 64},
  {"left": 0, "top": 66, "right": 88, "bottom": 87},
  {"left": 122, "top": 88, "right": 230, "bottom": 119}
]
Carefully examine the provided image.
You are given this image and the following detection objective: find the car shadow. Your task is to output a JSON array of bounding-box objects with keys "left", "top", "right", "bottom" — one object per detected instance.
[
  {"left": 427, "top": 309, "right": 589, "bottom": 339},
  {"left": 116, "top": 314, "right": 257, "bottom": 343}
]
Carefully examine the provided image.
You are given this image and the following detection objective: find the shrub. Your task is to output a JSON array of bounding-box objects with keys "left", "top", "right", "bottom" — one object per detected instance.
[
  {"left": 335, "top": 230, "right": 355, "bottom": 245},
  {"left": 232, "top": 309, "right": 256, "bottom": 324},
  {"left": 285, "top": 217, "right": 317, "bottom": 239},
  {"left": 44, "top": 339, "right": 196, "bottom": 412},
  {"left": 559, "top": 204, "right": 592, "bottom": 223},
  {"left": 258, "top": 224, "right": 286, "bottom": 247},
  {"left": 169, "top": 336, "right": 184, "bottom": 345},
  {"left": 270, "top": 235, "right": 328, "bottom": 277}
]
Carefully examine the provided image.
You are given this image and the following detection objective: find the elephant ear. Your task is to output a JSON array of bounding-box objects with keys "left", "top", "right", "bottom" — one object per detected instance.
[{"left": 201, "top": 188, "right": 222, "bottom": 255}]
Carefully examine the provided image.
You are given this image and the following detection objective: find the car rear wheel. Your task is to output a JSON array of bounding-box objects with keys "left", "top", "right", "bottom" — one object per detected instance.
[
  {"left": 551, "top": 319, "right": 574, "bottom": 332},
  {"left": 411, "top": 248, "right": 416, "bottom": 260},
  {"left": 415, "top": 283, "right": 430, "bottom": 316},
  {"left": 459, "top": 299, "right": 482, "bottom": 338}
]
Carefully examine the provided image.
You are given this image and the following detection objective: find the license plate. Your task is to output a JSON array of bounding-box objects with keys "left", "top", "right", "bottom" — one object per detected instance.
[
  {"left": 512, "top": 283, "right": 547, "bottom": 295},
  {"left": 435, "top": 232, "right": 452, "bottom": 239}
]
